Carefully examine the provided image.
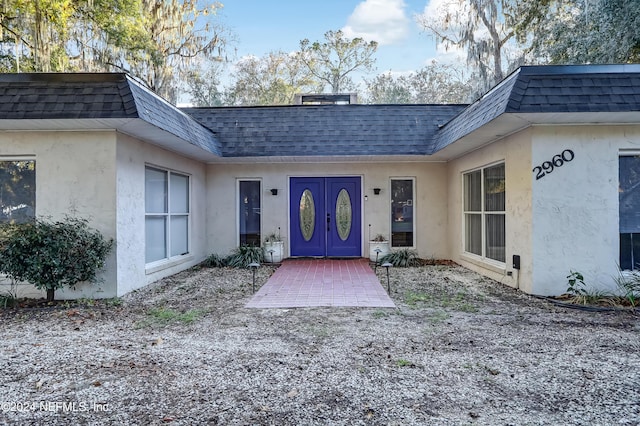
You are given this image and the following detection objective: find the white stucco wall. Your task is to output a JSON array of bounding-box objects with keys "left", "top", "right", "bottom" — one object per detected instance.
[
  {"left": 115, "top": 133, "right": 208, "bottom": 296},
  {"left": 205, "top": 162, "right": 449, "bottom": 259},
  {"left": 0, "top": 130, "right": 209, "bottom": 300},
  {"left": 0, "top": 131, "right": 118, "bottom": 299},
  {"left": 530, "top": 125, "right": 640, "bottom": 295},
  {"left": 446, "top": 130, "right": 533, "bottom": 292}
]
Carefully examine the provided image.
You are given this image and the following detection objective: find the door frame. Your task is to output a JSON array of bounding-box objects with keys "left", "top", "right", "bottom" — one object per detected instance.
[{"left": 288, "top": 174, "right": 364, "bottom": 257}]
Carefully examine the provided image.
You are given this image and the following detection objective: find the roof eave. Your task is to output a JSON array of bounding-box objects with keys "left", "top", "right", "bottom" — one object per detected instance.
[
  {"left": 433, "top": 111, "right": 640, "bottom": 161},
  {"left": 0, "top": 118, "right": 222, "bottom": 162}
]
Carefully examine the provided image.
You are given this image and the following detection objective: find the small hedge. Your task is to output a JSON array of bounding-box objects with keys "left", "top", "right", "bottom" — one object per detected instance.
[{"left": 0, "top": 217, "right": 113, "bottom": 301}]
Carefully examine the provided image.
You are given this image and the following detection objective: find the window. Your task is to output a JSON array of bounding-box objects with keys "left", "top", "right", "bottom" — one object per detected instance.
[
  {"left": 463, "top": 163, "right": 505, "bottom": 263},
  {"left": 391, "top": 178, "right": 414, "bottom": 247},
  {"left": 0, "top": 160, "right": 35, "bottom": 224},
  {"left": 239, "top": 180, "right": 261, "bottom": 246},
  {"left": 619, "top": 155, "right": 640, "bottom": 270},
  {"left": 145, "top": 166, "right": 190, "bottom": 264}
]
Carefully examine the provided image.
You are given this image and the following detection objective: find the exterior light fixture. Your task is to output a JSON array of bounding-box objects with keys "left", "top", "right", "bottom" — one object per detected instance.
[
  {"left": 382, "top": 262, "right": 392, "bottom": 292},
  {"left": 249, "top": 262, "right": 260, "bottom": 293},
  {"left": 270, "top": 188, "right": 278, "bottom": 196},
  {"left": 373, "top": 188, "right": 381, "bottom": 195}
]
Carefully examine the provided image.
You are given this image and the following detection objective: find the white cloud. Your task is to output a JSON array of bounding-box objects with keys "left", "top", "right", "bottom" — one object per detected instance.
[{"left": 342, "top": 0, "right": 410, "bottom": 46}]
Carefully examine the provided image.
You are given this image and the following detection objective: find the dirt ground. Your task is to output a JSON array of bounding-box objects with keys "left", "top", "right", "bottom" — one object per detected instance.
[{"left": 1, "top": 263, "right": 639, "bottom": 425}]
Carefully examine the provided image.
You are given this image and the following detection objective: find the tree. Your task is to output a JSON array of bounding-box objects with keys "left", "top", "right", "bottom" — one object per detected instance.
[
  {"left": 0, "top": 0, "right": 230, "bottom": 103},
  {"left": 100, "top": 0, "right": 228, "bottom": 104},
  {"left": 513, "top": 0, "right": 640, "bottom": 64},
  {"left": 364, "top": 72, "right": 413, "bottom": 104},
  {"left": 416, "top": 0, "right": 525, "bottom": 94},
  {"left": 226, "top": 51, "right": 319, "bottom": 106},
  {"left": 0, "top": 0, "right": 149, "bottom": 72},
  {"left": 299, "top": 30, "right": 378, "bottom": 93},
  {"left": 0, "top": 217, "right": 113, "bottom": 301},
  {"left": 185, "top": 62, "right": 225, "bottom": 107},
  {"left": 364, "top": 63, "right": 472, "bottom": 104}
]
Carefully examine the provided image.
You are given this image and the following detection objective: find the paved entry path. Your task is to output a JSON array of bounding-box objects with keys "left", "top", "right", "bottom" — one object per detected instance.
[{"left": 246, "top": 258, "right": 396, "bottom": 309}]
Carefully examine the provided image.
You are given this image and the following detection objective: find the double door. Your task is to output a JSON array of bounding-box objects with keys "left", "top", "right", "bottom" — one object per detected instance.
[{"left": 290, "top": 177, "right": 361, "bottom": 257}]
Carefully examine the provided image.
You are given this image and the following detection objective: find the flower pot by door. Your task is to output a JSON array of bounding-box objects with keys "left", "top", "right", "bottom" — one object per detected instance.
[
  {"left": 264, "top": 241, "right": 284, "bottom": 263},
  {"left": 369, "top": 241, "right": 390, "bottom": 262}
]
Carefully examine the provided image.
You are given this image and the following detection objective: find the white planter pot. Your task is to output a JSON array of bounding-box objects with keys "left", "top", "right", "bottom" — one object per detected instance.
[
  {"left": 263, "top": 241, "right": 284, "bottom": 263},
  {"left": 369, "top": 241, "right": 390, "bottom": 262}
]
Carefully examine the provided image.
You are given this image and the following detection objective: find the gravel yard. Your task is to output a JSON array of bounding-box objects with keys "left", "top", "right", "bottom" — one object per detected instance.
[{"left": 1, "top": 263, "right": 639, "bottom": 425}]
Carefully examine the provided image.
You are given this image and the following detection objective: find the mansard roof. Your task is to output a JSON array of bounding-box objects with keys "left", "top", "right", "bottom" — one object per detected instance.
[{"left": 1, "top": 65, "right": 640, "bottom": 162}]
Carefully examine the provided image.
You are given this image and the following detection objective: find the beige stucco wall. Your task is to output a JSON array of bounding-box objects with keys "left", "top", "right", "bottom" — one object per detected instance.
[
  {"left": 446, "top": 129, "right": 533, "bottom": 293},
  {"left": 205, "top": 162, "right": 449, "bottom": 259},
  {"left": 0, "top": 130, "right": 209, "bottom": 300},
  {"left": 0, "top": 130, "right": 117, "bottom": 299},
  {"left": 115, "top": 133, "right": 208, "bottom": 296},
  {"left": 530, "top": 125, "right": 640, "bottom": 295}
]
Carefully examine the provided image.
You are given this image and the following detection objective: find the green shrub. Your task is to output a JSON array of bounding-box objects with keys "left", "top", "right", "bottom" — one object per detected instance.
[
  {"left": 380, "top": 249, "right": 420, "bottom": 267},
  {"left": 225, "top": 245, "right": 263, "bottom": 268},
  {"left": 0, "top": 217, "right": 113, "bottom": 301},
  {"left": 202, "top": 253, "right": 228, "bottom": 268}
]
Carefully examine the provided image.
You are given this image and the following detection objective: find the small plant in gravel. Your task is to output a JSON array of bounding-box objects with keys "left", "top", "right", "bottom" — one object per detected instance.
[
  {"left": 427, "top": 310, "right": 451, "bottom": 323},
  {"left": 404, "top": 291, "right": 432, "bottom": 306},
  {"left": 371, "top": 310, "right": 390, "bottom": 318},
  {"left": 104, "top": 297, "right": 123, "bottom": 307},
  {"left": 566, "top": 270, "right": 587, "bottom": 297},
  {"left": 141, "top": 307, "right": 205, "bottom": 327},
  {"left": 225, "top": 245, "right": 263, "bottom": 268},
  {"left": 202, "top": 253, "right": 228, "bottom": 268},
  {"left": 0, "top": 292, "right": 16, "bottom": 308},
  {"left": 441, "top": 291, "right": 479, "bottom": 312},
  {"left": 380, "top": 249, "right": 420, "bottom": 267},
  {"left": 395, "top": 359, "right": 415, "bottom": 367},
  {"left": 565, "top": 270, "right": 616, "bottom": 306},
  {"left": 0, "top": 277, "right": 18, "bottom": 308},
  {"left": 614, "top": 269, "right": 640, "bottom": 307}
]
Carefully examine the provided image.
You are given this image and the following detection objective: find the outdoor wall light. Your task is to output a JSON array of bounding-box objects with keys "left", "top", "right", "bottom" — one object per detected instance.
[
  {"left": 270, "top": 188, "right": 278, "bottom": 196},
  {"left": 373, "top": 188, "right": 381, "bottom": 195}
]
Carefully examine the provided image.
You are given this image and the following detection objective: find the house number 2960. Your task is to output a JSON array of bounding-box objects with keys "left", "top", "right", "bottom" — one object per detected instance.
[{"left": 532, "top": 149, "right": 575, "bottom": 180}]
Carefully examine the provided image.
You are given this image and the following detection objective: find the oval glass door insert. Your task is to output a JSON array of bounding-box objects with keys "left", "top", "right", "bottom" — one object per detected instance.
[
  {"left": 299, "top": 189, "right": 315, "bottom": 241},
  {"left": 336, "top": 188, "right": 352, "bottom": 241}
]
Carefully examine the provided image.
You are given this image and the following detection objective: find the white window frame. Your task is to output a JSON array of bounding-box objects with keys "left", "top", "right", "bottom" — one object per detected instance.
[
  {"left": 462, "top": 162, "right": 506, "bottom": 265},
  {"left": 390, "top": 177, "right": 416, "bottom": 249},
  {"left": 237, "top": 178, "right": 262, "bottom": 247},
  {"left": 145, "top": 165, "right": 191, "bottom": 268}
]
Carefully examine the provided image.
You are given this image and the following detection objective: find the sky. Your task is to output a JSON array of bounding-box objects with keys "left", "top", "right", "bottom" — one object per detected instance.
[{"left": 217, "top": 0, "right": 460, "bottom": 84}]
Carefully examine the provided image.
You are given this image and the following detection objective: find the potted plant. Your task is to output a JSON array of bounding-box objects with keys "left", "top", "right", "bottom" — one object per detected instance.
[
  {"left": 369, "top": 233, "right": 390, "bottom": 262},
  {"left": 263, "top": 231, "right": 284, "bottom": 263}
]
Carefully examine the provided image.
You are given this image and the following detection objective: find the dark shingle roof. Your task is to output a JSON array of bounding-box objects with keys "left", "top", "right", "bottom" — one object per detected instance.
[
  {"left": 0, "top": 73, "right": 221, "bottom": 156},
  {"left": 0, "top": 73, "right": 138, "bottom": 119},
  {"left": 507, "top": 65, "right": 640, "bottom": 113},
  {"left": 182, "top": 104, "right": 465, "bottom": 157},
  {"left": 434, "top": 64, "right": 640, "bottom": 152},
  {"left": 125, "top": 78, "right": 221, "bottom": 155},
  {"left": 2, "top": 65, "right": 640, "bottom": 161}
]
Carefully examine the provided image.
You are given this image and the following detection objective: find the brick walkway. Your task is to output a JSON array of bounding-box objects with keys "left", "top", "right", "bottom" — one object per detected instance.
[{"left": 245, "top": 258, "right": 396, "bottom": 309}]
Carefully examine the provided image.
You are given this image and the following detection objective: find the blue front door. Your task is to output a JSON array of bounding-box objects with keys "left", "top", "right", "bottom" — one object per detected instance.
[{"left": 290, "top": 177, "right": 361, "bottom": 257}]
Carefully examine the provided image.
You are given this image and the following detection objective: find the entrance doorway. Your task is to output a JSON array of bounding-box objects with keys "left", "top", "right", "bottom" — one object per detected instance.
[{"left": 290, "top": 177, "right": 361, "bottom": 257}]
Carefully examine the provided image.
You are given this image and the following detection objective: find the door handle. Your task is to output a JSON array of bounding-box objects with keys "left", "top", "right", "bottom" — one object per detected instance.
[{"left": 327, "top": 213, "right": 330, "bottom": 231}]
